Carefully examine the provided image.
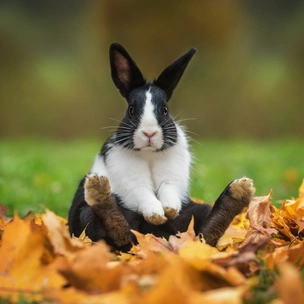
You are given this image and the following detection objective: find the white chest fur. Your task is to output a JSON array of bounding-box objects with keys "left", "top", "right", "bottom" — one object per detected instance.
[{"left": 90, "top": 126, "right": 191, "bottom": 219}]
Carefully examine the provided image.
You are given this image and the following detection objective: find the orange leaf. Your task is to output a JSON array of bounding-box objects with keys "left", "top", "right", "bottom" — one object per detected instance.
[
  {"left": 0, "top": 215, "right": 65, "bottom": 302},
  {"left": 276, "top": 262, "right": 304, "bottom": 304},
  {"left": 42, "top": 209, "right": 90, "bottom": 256},
  {"left": 58, "top": 242, "right": 131, "bottom": 293}
]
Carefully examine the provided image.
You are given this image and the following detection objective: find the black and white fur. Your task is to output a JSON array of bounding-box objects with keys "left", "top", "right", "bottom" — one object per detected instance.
[
  {"left": 89, "top": 43, "right": 196, "bottom": 224},
  {"left": 68, "top": 43, "right": 255, "bottom": 250}
]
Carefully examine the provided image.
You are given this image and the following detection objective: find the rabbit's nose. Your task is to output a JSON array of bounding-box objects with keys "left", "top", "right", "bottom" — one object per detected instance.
[{"left": 143, "top": 131, "right": 157, "bottom": 139}]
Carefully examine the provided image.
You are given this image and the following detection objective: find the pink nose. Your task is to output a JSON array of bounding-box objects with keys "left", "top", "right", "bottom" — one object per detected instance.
[{"left": 143, "top": 131, "right": 157, "bottom": 139}]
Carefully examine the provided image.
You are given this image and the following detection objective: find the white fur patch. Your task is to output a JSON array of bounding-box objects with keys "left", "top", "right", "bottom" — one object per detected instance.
[{"left": 133, "top": 90, "right": 163, "bottom": 151}]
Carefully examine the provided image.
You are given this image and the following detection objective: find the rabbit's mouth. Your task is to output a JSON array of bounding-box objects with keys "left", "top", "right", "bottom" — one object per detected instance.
[
  {"left": 138, "top": 139, "right": 159, "bottom": 151},
  {"left": 133, "top": 128, "right": 164, "bottom": 151}
]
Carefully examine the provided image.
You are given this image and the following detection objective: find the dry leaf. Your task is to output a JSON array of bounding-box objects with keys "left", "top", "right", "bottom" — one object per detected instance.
[
  {"left": 0, "top": 215, "right": 65, "bottom": 302},
  {"left": 58, "top": 242, "right": 130, "bottom": 292},
  {"left": 1, "top": 180, "right": 304, "bottom": 303},
  {"left": 190, "top": 287, "right": 246, "bottom": 304},
  {"left": 240, "top": 191, "right": 277, "bottom": 248},
  {"left": 42, "top": 209, "right": 89, "bottom": 255},
  {"left": 276, "top": 262, "right": 304, "bottom": 304}
]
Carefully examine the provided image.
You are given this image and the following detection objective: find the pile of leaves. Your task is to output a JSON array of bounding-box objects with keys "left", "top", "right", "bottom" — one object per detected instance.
[{"left": 1, "top": 181, "right": 304, "bottom": 303}]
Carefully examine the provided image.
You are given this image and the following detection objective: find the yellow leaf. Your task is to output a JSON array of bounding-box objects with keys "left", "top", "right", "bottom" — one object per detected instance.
[
  {"left": 0, "top": 215, "right": 65, "bottom": 302},
  {"left": 217, "top": 227, "right": 247, "bottom": 251},
  {"left": 179, "top": 241, "right": 219, "bottom": 269}
]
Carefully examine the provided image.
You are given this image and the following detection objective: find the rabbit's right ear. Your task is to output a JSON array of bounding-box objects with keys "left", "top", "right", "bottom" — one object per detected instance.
[{"left": 109, "top": 43, "right": 146, "bottom": 99}]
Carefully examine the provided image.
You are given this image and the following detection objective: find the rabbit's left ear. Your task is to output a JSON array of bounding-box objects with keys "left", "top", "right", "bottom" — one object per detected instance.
[
  {"left": 110, "top": 43, "right": 146, "bottom": 99},
  {"left": 154, "top": 48, "right": 196, "bottom": 101}
]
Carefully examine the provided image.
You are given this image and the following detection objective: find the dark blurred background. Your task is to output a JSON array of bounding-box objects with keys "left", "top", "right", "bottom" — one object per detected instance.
[{"left": 1, "top": 0, "right": 304, "bottom": 140}]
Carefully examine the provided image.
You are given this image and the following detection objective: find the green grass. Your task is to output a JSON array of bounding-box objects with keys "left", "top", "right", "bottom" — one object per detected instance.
[{"left": 0, "top": 139, "right": 304, "bottom": 218}]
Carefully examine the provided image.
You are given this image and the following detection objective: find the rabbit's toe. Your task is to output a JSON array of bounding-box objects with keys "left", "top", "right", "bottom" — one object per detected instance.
[
  {"left": 229, "top": 177, "right": 255, "bottom": 206},
  {"left": 164, "top": 207, "right": 179, "bottom": 219},
  {"left": 144, "top": 213, "right": 167, "bottom": 225},
  {"left": 84, "top": 174, "right": 112, "bottom": 206}
]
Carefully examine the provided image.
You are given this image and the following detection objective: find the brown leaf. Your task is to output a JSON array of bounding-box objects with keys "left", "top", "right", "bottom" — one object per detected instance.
[
  {"left": 214, "top": 237, "right": 268, "bottom": 277},
  {"left": 240, "top": 191, "right": 277, "bottom": 248}
]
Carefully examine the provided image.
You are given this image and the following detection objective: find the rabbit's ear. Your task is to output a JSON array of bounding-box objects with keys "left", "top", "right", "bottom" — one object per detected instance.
[
  {"left": 110, "top": 43, "right": 146, "bottom": 99},
  {"left": 154, "top": 48, "right": 196, "bottom": 101}
]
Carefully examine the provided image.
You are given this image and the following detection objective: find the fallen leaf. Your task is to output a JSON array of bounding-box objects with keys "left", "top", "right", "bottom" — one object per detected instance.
[
  {"left": 168, "top": 216, "right": 198, "bottom": 252},
  {"left": 58, "top": 242, "right": 131, "bottom": 293},
  {"left": 240, "top": 191, "right": 278, "bottom": 248},
  {"left": 190, "top": 286, "right": 246, "bottom": 304},
  {"left": 0, "top": 215, "right": 65, "bottom": 302},
  {"left": 276, "top": 262, "right": 304, "bottom": 304},
  {"left": 42, "top": 209, "right": 90, "bottom": 256},
  {"left": 216, "top": 227, "right": 247, "bottom": 251}
]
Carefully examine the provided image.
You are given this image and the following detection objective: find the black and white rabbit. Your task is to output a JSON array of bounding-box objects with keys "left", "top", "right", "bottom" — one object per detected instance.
[{"left": 68, "top": 43, "right": 255, "bottom": 250}]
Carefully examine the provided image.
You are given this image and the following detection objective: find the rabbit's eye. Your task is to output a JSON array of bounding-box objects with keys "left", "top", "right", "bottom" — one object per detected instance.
[
  {"left": 163, "top": 107, "right": 168, "bottom": 116},
  {"left": 128, "top": 106, "right": 134, "bottom": 116}
]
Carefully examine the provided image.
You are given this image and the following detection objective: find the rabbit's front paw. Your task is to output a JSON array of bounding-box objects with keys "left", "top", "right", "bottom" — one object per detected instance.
[
  {"left": 144, "top": 213, "right": 167, "bottom": 225},
  {"left": 141, "top": 204, "right": 167, "bottom": 225},
  {"left": 229, "top": 177, "right": 255, "bottom": 207},
  {"left": 163, "top": 207, "right": 179, "bottom": 220},
  {"left": 84, "top": 174, "right": 112, "bottom": 206},
  {"left": 159, "top": 196, "right": 181, "bottom": 220}
]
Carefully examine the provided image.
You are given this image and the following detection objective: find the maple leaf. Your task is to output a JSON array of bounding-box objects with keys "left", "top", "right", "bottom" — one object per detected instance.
[
  {"left": 2, "top": 180, "right": 304, "bottom": 303},
  {"left": 58, "top": 242, "right": 132, "bottom": 293},
  {"left": 271, "top": 195, "right": 304, "bottom": 241},
  {"left": 0, "top": 214, "right": 66, "bottom": 302},
  {"left": 240, "top": 191, "right": 277, "bottom": 248},
  {"left": 168, "top": 216, "right": 198, "bottom": 252},
  {"left": 42, "top": 209, "right": 90, "bottom": 256}
]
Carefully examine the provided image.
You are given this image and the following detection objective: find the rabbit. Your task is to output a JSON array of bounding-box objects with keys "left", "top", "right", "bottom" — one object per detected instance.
[{"left": 68, "top": 43, "right": 255, "bottom": 250}]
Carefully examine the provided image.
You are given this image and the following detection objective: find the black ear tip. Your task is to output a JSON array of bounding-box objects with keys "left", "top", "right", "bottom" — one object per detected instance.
[
  {"left": 109, "top": 42, "right": 125, "bottom": 54},
  {"left": 188, "top": 48, "right": 197, "bottom": 56}
]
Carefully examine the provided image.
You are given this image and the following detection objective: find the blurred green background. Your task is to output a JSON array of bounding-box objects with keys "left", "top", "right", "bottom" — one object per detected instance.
[
  {"left": 1, "top": 0, "right": 304, "bottom": 139},
  {"left": 0, "top": 0, "right": 304, "bottom": 216}
]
